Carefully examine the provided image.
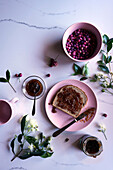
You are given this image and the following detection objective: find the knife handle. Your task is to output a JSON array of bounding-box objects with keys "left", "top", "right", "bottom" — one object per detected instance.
[{"left": 52, "top": 119, "right": 77, "bottom": 137}]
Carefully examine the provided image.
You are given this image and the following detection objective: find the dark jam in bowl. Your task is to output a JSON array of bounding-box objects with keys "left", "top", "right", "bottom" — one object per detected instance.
[
  {"left": 26, "top": 79, "right": 43, "bottom": 97},
  {"left": 66, "top": 29, "right": 97, "bottom": 60},
  {"left": 86, "top": 140, "right": 99, "bottom": 154}
]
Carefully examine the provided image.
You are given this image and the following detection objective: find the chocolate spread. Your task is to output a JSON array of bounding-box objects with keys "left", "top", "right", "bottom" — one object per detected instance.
[
  {"left": 26, "top": 79, "right": 43, "bottom": 97},
  {"left": 56, "top": 87, "right": 83, "bottom": 114}
]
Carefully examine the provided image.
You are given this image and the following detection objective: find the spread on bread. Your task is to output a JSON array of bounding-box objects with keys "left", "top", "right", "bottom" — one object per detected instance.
[{"left": 52, "top": 85, "right": 88, "bottom": 118}]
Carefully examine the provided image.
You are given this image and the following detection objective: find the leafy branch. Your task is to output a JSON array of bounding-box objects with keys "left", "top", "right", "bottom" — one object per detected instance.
[
  {"left": 72, "top": 63, "right": 89, "bottom": 81},
  {"left": 90, "top": 34, "right": 113, "bottom": 94},
  {"left": 10, "top": 115, "right": 53, "bottom": 161},
  {"left": 0, "top": 70, "right": 16, "bottom": 93}
]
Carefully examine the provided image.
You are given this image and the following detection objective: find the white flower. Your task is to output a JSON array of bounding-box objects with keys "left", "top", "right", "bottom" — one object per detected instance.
[
  {"left": 99, "top": 124, "right": 106, "bottom": 131},
  {"left": 26, "top": 115, "right": 30, "bottom": 121},
  {"left": 96, "top": 73, "right": 104, "bottom": 79},
  {"left": 103, "top": 81, "right": 109, "bottom": 87},
  {"left": 30, "top": 119, "right": 37, "bottom": 127},
  {"left": 98, "top": 123, "right": 107, "bottom": 140},
  {"left": 28, "top": 143, "right": 34, "bottom": 152}
]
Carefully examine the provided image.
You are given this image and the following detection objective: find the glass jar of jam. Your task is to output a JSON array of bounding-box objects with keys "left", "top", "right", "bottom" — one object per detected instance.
[
  {"left": 22, "top": 75, "right": 46, "bottom": 100},
  {"left": 79, "top": 135, "right": 103, "bottom": 158}
]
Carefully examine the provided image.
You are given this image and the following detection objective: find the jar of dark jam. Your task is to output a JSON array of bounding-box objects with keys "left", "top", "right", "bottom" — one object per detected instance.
[
  {"left": 22, "top": 76, "right": 46, "bottom": 100},
  {"left": 79, "top": 135, "right": 103, "bottom": 158}
]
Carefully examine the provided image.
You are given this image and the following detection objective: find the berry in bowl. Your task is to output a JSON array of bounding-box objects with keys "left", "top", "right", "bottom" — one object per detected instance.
[{"left": 62, "top": 22, "right": 102, "bottom": 62}]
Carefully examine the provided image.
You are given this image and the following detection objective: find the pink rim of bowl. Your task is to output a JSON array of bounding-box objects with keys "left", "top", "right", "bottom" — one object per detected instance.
[{"left": 62, "top": 22, "right": 102, "bottom": 62}]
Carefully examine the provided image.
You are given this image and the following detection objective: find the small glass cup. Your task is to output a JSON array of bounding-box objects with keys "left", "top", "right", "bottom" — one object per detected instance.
[
  {"left": 79, "top": 135, "right": 103, "bottom": 158},
  {"left": 22, "top": 75, "right": 46, "bottom": 100}
]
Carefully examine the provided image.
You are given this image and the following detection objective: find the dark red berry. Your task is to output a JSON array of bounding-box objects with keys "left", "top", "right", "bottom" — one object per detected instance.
[
  {"left": 65, "top": 138, "right": 69, "bottom": 142},
  {"left": 49, "top": 58, "right": 58, "bottom": 67},
  {"left": 53, "top": 60, "right": 58, "bottom": 66},
  {"left": 46, "top": 74, "right": 51, "bottom": 77},
  {"left": 15, "top": 74, "right": 19, "bottom": 77},
  {"left": 18, "top": 73, "right": 22, "bottom": 77},
  {"left": 102, "top": 113, "right": 107, "bottom": 117}
]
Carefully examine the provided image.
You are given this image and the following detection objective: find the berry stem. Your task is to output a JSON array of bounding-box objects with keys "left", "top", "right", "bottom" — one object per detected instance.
[
  {"left": 8, "top": 81, "right": 16, "bottom": 93},
  {"left": 105, "top": 88, "right": 113, "bottom": 95},
  {"left": 11, "top": 149, "right": 23, "bottom": 161},
  {"left": 55, "top": 54, "right": 59, "bottom": 60},
  {"left": 102, "top": 131, "right": 107, "bottom": 140}
]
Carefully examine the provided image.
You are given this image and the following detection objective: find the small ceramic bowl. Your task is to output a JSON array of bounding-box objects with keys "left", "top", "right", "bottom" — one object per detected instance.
[{"left": 62, "top": 22, "right": 102, "bottom": 62}]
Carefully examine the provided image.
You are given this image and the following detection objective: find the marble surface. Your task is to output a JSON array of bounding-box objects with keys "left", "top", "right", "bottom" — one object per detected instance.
[{"left": 0, "top": 0, "right": 113, "bottom": 170}]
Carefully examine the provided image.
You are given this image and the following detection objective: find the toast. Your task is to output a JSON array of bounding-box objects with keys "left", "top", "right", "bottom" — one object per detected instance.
[{"left": 52, "top": 85, "right": 88, "bottom": 118}]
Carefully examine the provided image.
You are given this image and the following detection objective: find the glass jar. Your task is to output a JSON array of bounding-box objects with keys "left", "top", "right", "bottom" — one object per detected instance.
[{"left": 79, "top": 135, "right": 103, "bottom": 158}]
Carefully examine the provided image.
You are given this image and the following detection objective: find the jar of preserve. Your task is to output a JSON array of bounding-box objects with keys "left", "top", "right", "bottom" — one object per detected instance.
[
  {"left": 22, "top": 75, "right": 46, "bottom": 100},
  {"left": 79, "top": 135, "right": 103, "bottom": 158}
]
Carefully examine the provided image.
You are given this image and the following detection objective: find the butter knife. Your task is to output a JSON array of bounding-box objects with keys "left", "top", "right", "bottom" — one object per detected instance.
[{"left": 52, "top": 108, "right": 95, "bottom": 137}]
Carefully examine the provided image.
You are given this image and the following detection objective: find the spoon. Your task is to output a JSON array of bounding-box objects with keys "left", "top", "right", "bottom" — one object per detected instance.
[{"left": 32, "top": 83, "right": 40, "bottom": 116}]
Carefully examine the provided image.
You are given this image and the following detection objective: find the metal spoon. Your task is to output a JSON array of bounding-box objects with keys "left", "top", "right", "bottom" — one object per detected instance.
[{"left": 32, "top": 83, "right": 40, "bottom": 116}]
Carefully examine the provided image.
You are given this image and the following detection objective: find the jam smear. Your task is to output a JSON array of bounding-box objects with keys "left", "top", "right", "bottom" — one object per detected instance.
[
  {"left": 52, "top": 106, "right": 57, "bottom": 113},
  {"left": 26, "top": 79, "right": 43, "bottom": 97}
]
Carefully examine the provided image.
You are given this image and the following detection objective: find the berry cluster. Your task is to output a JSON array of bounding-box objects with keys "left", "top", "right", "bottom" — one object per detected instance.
[
  {"left": 66, "top": 29, "right": 97, "bottom": 60},
  {"left": 15, "top": 73, "right": 22, "bottom": 82},
  {"left": 49, "top": 58, "right": 58, "bottom": 67},
  {"left": 15, "top": 73, "right": 22, "bottom": 77}
]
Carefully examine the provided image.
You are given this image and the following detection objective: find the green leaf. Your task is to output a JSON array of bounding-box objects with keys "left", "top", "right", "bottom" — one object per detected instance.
[
  {"left": 6, "top": 70, "right": 10, "bottom": 81},
  {"left": 32, "top": 150, "right": 45, "bottom": 157},
  {"left": 107, "top": 38, "right": 113, "bottom": 44},
  {"left": 18, "top": 134, "right": 23, "bottom": 143},
  {"left": 19, "top": 149, "right": 32, "bottom": 160},
  {"left": 19, "top": 149, "right": 53, "bottom": 159},
  {"left": 90, "top": 79, "right": 97, "bottom": 82},
  {"left": 102, "top": 54, "right": 107, "bottom": 63},
  {"left": 21, "top": 115, "right": 27, "bottom": 134},
  {"left": 71, "top": 73, "right": 77, "bottom": 76},
  {"left": 100, "top": 49, "right": 106, "bottom": 54},
  {"left": 41, "top": 151, "right": 53, "bottom": 158},
  {"left": 73, "top": 63, "right": 82, "bottom": 75},
  {"left": 107, "top": 41, "right": 112, "bottom": 52},
  {"left": 80, "top": 77, "right": 88, "bottom": 81},
  {"left": 10, "top": 138, "right": 16, "bottom": 154},
  {"left": 97, "top": 60, "right": 105, "bottom": 65},
  {"left": 0, "top": 77, "right": 8, "bottom": 82},
  {"left": 82, "top": 63, "right": 89, "bottom": 76},
  {"left": 98, "top": 65, "right": 110, "bottom": 73},
  {"left": 101, "top": 89, "right": 105, "bottom": 92},
  {"left": 102, "top": 34, "right": 109, "bottom": 44},
  {"left": 90, "top": 74, "right": 98, "bottom": 82},
  {"left": 39, "top": 132, "right": 44, "bottom": 142},
  {"left": 106, "top": 56, "right": 112, "bottom": 63},
  {"left": 40, "top": 136, "right": 51, "bottom": 148},
  {"left": 25, "top": 136, "right": 36, "bottom": 145}
]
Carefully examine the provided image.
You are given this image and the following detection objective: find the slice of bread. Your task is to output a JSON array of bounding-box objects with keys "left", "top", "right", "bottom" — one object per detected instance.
[{"left": 52, "top": 85, "right": 88, "bottom": 118}]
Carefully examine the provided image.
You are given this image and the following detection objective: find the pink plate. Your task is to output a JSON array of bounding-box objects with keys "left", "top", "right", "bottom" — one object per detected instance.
[{"left": 45, "top": 79, "right": 97, "bottom": 131}]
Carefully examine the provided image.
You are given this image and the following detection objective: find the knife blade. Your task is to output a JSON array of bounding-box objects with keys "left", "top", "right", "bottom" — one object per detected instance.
[{"left": 52, "top": 108, "right": 95, "bottom": 137}]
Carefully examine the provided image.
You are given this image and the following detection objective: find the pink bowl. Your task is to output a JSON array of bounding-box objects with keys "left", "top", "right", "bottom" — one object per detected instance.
[{"left": 62, "top": 22, "right": 102, "bottom": 62}]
